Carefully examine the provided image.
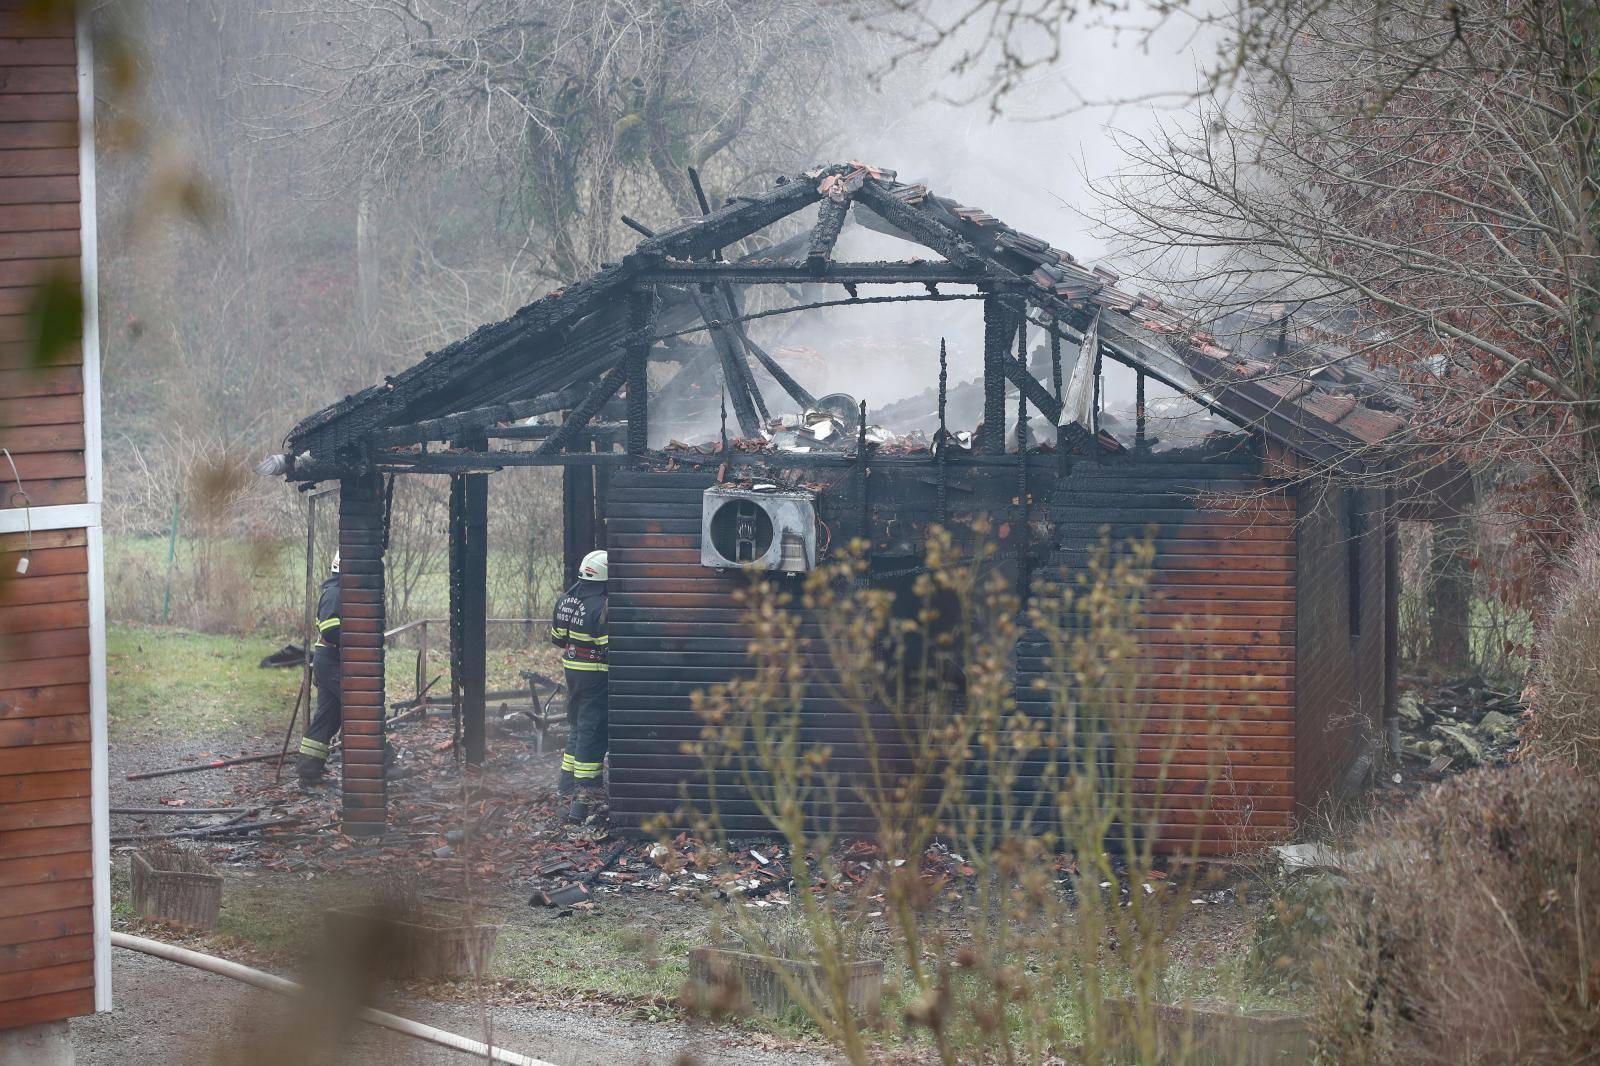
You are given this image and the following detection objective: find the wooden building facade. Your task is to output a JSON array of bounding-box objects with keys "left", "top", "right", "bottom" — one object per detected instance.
[
  {"left": 276, "top": 163, "right": 1413, "bottom": 853},
  {"left": 0, "top": 0, "right": 112, "bottom": 1032}
]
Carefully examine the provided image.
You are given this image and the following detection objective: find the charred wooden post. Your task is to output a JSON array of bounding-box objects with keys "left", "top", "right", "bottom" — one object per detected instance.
[
  {"left": 563, "top": 450, "right": 597, "bottom": 589},
  {"left": 1135, "top": 370, "right": 1147, "bottom": 448},
  {"left": 337, "top": 470, "right": 387, "bottom": 836},
  {"left": 626, "top": 288, "right": 655, "bottom": 456},
  {"left": 857, "top": 400, "right": 870, "bottom": 541},
  {"left": 1017, "top": 342, "right": 1030, "bottom": 598},
  {"left": 1050, "top": 318, "right": 1063, "bottom": 404},
  {"left": 937, "top": 338, "right": 949, "bottom": 526},
  {"left": 448, "top": 436, "right": 490, "bottom": 765},
  {"left": 981, "top": 294, "right": 1018, "bottom": 453},
  {"left": 448, "top": 475, "right": 465, "bottom": 748}
]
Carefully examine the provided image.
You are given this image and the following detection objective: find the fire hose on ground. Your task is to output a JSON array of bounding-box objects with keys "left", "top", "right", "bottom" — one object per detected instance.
[{"left": 110, "top": 932, "right": 555, "bottom": 1066}]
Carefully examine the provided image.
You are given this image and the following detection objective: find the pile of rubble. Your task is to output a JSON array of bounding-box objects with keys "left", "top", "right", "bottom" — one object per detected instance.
[
  {"left": 1395, "top": 676, "right": 1525, "bottom": 772},
  {"left": 666, "top": 392, "right": 948, "bottom": 458}
]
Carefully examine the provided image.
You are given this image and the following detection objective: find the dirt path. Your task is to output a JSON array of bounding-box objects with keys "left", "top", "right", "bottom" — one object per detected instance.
[{"left": 72, "top": 947, "right": 830, "bottom": 1066}]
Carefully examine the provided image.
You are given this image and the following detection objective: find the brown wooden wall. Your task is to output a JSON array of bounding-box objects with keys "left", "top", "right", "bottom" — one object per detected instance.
[
  {"left": 606, "top": 449, "right": 1304, "bottom": 856},
  {"left": 0, "top": 0, "right": 99, "bottom": 1028},
  {"left": 1294, "top": 482, "right": 1387, "bottom": 813},
  {"left": 1036, "top": 451, "right": 1297, "bottom": 853},
  {"left": 605, "top": 459, "right": 1050, "bottom": 837},
  {"left": 1, "top": 3, "right": 84, "bottom": 508}
]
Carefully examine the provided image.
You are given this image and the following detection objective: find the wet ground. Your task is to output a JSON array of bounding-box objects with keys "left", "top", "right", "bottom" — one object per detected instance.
[{"left": 72, "top": 947, "right": 827, "bottom": 1065}]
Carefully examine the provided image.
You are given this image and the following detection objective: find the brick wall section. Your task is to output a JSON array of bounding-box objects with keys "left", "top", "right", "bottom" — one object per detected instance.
[
  {"left": 1294, "top": 482, "right": 1387, "bottom": 813},
  {"left": 338, "top": 472, "right": 386, "bottom": 835},
  {"left": 1031, "top": 452, "right": 1297, "bottom": 854},
  {"left": 0, "top": 1, "right": 99, "bottom": 1028}
]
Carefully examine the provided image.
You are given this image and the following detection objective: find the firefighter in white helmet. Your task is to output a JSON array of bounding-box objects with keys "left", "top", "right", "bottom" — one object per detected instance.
[
  {"left": 550, "top": 550, "right": 609, "bottom": 820},
  {"left": 297, "top": 551, "right": 342, "bottom": 784}
]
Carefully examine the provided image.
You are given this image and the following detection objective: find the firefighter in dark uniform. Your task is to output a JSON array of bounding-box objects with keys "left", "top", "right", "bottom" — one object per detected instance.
[
  {"left": 297, "top": 552, "right": 342, "bottom": 785},
  {"left": 551, "top": 550, "right": 609, "bottom": 819}
]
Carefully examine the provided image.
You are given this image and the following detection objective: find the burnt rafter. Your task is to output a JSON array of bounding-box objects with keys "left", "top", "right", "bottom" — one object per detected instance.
[
  {"left": 283, "top": 161, "right": 1410, "bottom": 484},
  {"left": 853, "top": 180, "right": 989, "bottom": 271},
  {"left": 535, "top": 362, "right": 631, "bottom": 456},
  {"left": 374, "top": 384, "right": 592, "bottom": 448},
  {"left": 286, "top": 168, "right": 841, "bottom": 461},
  {"left": 1003, "top": 337, "right": 1063, "bottom": 423},
  {"left": 806, "top": 198, "right": 851, "bottom": 276},
  {"left": 739, "top": 333, "right": 817, "bottom": 410},
  {"left": 690, "top": 286, "right": 764, "bottom": 436},
  {"left": 717, "top": 284, "right": 815, "bottom": 411}
]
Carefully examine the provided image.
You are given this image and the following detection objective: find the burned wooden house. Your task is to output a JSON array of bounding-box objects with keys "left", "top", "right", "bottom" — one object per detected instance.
[{"left": 273, "top": 163, "right": 1415, "bottom": 852}]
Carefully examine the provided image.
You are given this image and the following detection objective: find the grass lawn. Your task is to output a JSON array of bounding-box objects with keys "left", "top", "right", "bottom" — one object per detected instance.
[
  {"left": 108, "top": 624, "right": 303, "bottom": 740},
  {"left": 108, "top": 622, "right": 565, "bottom": 742},
  {"left": 494, "top": 909, "right": 698, "bottom": 1004}
]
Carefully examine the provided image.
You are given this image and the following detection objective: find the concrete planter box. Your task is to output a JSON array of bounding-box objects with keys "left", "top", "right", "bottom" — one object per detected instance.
[
  {"left": 324, "top": 905, "right": 500, "bottom": 980},
  {"left": 1104, "top": 997, "right": 1312, "bottom": 1065},
  {"left": 688, "top": 946, "right": 882, "bottom": 1019},
  {"left": 130, "top": 847, "right": 223, "bottom": 931}
]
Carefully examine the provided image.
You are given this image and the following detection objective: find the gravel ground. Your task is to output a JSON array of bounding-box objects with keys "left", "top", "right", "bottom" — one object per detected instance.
[{"left": 72, "top": 945, "right": 830, "bottom": 1066}]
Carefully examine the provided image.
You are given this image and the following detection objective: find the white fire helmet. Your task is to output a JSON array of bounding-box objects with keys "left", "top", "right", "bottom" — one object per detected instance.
[
  {"left": 330, "top": 551, "right": 340, "bottom": 575},
  {"left": 578, "top": 550, "right": 608, "bottom": 582}
]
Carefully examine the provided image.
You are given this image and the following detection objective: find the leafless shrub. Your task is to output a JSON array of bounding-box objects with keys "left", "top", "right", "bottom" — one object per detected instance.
[
  {"left": 663, "top": 530, "right": 1234, "bottom": 1064},
  {"left": 1526, "top": 528, "right": 1600, "bottom": 776},
  {"left": 1310, "top": 762, "right": 1600, "bottom": 1063}
]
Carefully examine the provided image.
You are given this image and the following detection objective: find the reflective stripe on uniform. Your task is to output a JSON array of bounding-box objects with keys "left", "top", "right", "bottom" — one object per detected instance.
[
  {"left": 561, "top": 753, "right": 576, "bottom": 772},
  {"left": 550, "top": 627, "right": 568, "bottom": 639},
  {"left": 299, "top": 737, "right": 330, "bottom": 758},
  {"left": 563, "top": 629, "right": 607, "bottom": 645},
  {"left": 317, "top": 616, "right": 341, "bottom": 631},
  {"left": 572, "top": 760, "right": 604, "bottom": 779},
  {"left": 562, "top": 661, "right": 609, "bottom": 672}
]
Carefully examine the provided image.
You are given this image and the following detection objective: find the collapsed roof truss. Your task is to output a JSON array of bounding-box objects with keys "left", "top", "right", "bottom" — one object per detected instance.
[{"left": 282, "top": 162, "right": 1406, "bottom": 483}]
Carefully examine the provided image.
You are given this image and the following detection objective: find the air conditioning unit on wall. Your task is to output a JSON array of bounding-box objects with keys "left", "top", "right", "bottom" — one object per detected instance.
[{"left": 701, "top": 487, "right": 817, "bottom": 574}]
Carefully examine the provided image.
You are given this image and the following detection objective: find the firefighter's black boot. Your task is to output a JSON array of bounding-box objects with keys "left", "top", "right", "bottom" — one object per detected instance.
[
  {"left": 565, "top": 784, "right": 607, "bottom": 825},
  {"left": 296, "top": 754, "right": 326, "bottom": 786}
]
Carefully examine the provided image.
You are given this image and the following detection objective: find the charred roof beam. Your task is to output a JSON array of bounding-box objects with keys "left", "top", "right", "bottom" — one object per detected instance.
[
  {"left": 689, "top": 286, "right": 765, "bottom": 437},
  {"left": 634, "top": 261, "right": 988, "bottom": 285},
  {"left": 372, "top": 383, "right": 592, "bottom": 449},
  {"left": 806, "top": 197, "right": 850, "bottom": 276}
]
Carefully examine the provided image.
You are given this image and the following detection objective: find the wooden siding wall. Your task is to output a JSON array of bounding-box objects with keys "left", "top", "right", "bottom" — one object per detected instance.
[
  {"left": 605, "top": 461, "right": 1047, "bottom": 835},
  {"left": 0, "top": 4, "right": 84, "bottom": 508},
  {"left": 0, "top": 0, "right": 98, "bottom": 1027},
  {"left": 605, "top": 455, "right": 1298, "bottom": 854},
  {"left": 1294, "top": 483, "right": 1387, "bottom": 812},
  {"left": 1027, "top": 452, "right": 1297, "bottom": 853}
]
